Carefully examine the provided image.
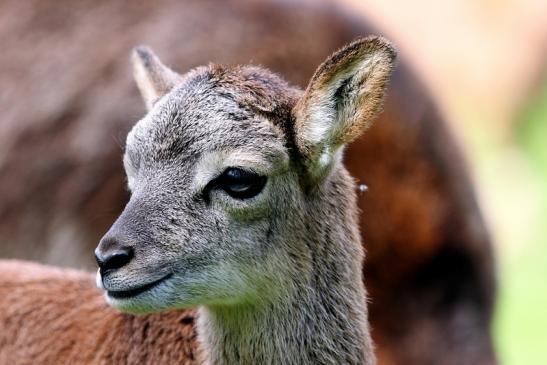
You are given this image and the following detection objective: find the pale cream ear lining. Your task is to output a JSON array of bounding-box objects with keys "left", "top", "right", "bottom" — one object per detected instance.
[
  {"left": 336, "top": 56, "right": 394, "bottom": 146},
  {"left": 296, "top": 49, "right": 394, "bottom": 157}
]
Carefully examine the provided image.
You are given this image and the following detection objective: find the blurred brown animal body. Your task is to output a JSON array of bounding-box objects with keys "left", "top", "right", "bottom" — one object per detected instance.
[
  {"left": 0, "top": 0, "right": 496, "bottom": 364},
  {"left": 0, "top": 261, "right": 199, "bottom": 364}
]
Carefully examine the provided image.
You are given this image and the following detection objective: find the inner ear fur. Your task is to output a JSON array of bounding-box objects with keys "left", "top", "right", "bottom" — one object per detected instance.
[
  {"left": 131, "top": 45, "right": 183, "bottom": 110},
  {"left": 293, "top": 36, "right": 396, "bottom": 166}
]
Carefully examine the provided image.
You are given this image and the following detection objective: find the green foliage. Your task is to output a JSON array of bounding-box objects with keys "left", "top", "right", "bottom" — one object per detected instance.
[{"left": 495, "top": 76, "right": 547, "bottom": 365}]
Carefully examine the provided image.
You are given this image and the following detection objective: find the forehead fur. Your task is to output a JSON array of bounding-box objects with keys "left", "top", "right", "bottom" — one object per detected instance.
[
  {"left": 204, "top": 64, "right": 301, "bottom": 118},
  {"left": 126, "top": 64, "right": 302, "bottom": 166}
]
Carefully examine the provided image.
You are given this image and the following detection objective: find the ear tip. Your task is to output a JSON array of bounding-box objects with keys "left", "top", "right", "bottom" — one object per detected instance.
[
  {"left": 353, "top": 36, "right": 398, "bottom": 64},
  {"left": 366, "top": 36, "right": 397, "bottom": 59},
  {"left": 131, "top": 45, "right": 155, "bottom": 66}
]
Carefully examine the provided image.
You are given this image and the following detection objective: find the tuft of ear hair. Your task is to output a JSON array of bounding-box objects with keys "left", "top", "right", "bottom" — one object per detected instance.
[
  {"left": 294, "top": 36, "right": 396, "bottom": 177},
  {"left": 131, "top": 45, "right": 183, "bottom": 110}
]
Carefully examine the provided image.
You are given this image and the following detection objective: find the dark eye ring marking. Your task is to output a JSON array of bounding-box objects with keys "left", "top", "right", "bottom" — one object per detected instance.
[{"left": 205, "top": 167, "right": 267, "bottom": 201}]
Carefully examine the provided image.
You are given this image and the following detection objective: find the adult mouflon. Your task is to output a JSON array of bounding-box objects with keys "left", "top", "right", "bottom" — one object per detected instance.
[{"left": 1, "top": 36, "right": 395, "bottom": 364}]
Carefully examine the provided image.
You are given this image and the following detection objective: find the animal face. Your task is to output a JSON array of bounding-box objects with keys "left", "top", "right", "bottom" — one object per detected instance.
[
  {"left": 98, "top": 66, "right": 307, "bottom": 313},
  {"left": 95, "top": 38, "right": 395, "bottom": 313}
]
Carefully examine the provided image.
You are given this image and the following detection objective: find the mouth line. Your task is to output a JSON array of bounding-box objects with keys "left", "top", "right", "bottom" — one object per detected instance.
[{"left": 107, "top": 273, "right": 172, "bottom": 300}]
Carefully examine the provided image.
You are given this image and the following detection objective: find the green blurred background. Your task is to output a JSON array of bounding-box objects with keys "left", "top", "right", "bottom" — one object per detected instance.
[{"left": 493, "top": 77, "right": 547, "bottom": 365}]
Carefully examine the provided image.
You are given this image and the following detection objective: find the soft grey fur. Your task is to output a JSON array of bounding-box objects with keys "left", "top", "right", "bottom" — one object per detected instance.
[{"left": 95, "top": 37, "right": 396, "bottom": 364}]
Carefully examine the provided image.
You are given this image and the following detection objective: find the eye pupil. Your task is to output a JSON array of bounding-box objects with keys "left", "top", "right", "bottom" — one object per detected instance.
[{"left": 218, "top": 168, "right": 267, "bottom": 199}]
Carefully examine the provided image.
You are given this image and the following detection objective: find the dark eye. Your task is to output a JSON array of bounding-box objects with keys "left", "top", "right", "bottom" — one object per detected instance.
[{"left": 212, "top": 168, "right": 267, "bottom": 200}]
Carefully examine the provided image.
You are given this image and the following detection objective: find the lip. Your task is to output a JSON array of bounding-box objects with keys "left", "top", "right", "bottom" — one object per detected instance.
[{"left": 107, "top": 273, "right": 172, "bottom": 299}]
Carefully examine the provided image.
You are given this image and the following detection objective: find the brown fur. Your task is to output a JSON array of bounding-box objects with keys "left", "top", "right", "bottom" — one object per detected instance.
[
  {"left": 0, "top": 261, "right": 199, "bottom": 365},
  {"left": 349, "top": 76, "right": 496, "bottom": 365}
]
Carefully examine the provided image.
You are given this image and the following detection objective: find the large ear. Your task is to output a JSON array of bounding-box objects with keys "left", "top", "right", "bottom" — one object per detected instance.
[
  {"left": 131, "top": 45, "right": 183, "bottom": 110},
  {"left": 293, "top": 36, "right": 396, "bottom": 177}
]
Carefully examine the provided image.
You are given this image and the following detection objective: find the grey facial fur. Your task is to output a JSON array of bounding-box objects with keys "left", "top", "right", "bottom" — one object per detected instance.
[{"left": 101, "top": 65, "right": 304, "bottom": 312}]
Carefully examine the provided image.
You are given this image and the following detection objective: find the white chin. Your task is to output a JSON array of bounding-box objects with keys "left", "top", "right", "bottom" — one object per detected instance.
[{"left": 96, "top": 269, "right": 104, "bottom": 289}]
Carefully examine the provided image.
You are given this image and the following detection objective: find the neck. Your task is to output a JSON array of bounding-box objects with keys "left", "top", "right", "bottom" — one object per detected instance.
[
  {"left": 197, "top": 280, "right": 373, "bottom": 365},
  {"left": 197, "top": 168, "right": 375, "bottom": 365}
]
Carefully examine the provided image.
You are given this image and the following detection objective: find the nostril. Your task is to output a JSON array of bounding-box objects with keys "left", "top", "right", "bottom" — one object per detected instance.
[{"left": 96, "top": 248, "right": 134, "bottom": 274}]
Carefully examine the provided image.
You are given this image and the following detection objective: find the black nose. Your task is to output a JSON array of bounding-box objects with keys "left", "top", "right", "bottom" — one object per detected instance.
[{"left": 95, "top": 247, "right": 134, "bottom": 274}]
